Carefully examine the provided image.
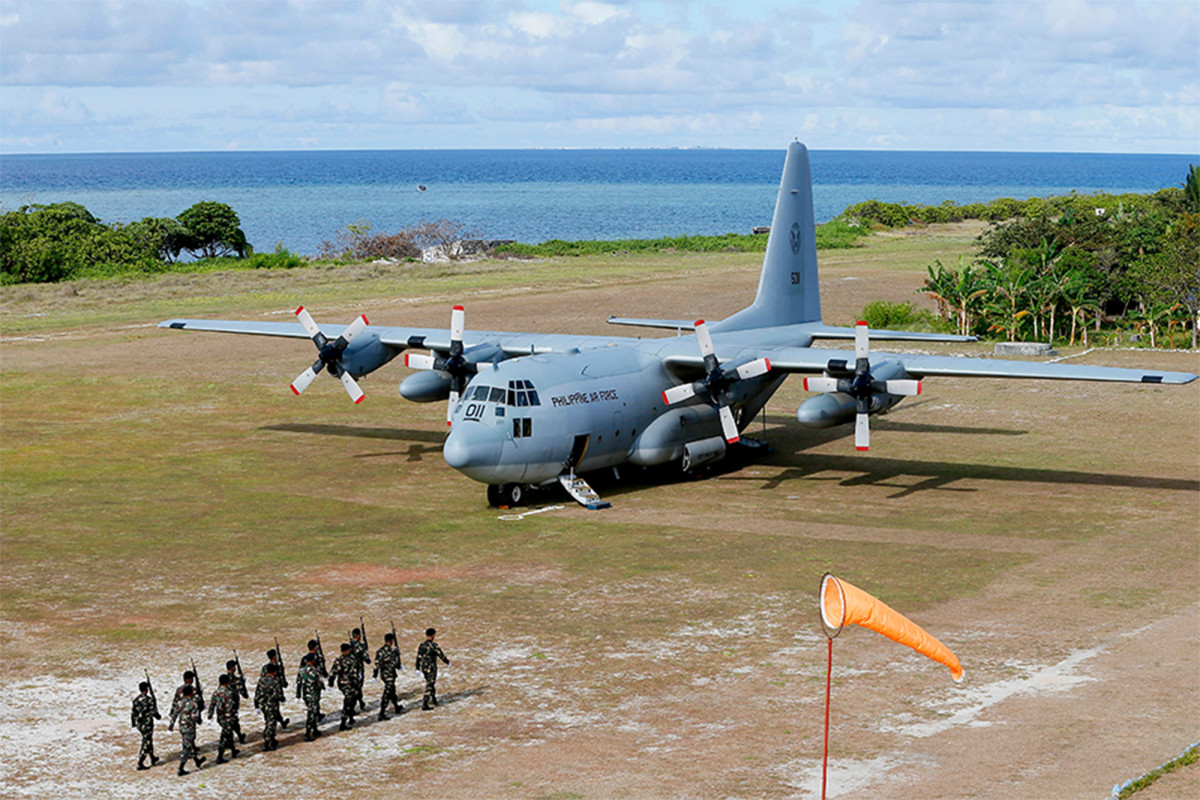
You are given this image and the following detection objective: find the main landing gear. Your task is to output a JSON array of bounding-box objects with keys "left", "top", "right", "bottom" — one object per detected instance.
[{"left": 487, "top": 483, "right": 525, "bottom": 508}]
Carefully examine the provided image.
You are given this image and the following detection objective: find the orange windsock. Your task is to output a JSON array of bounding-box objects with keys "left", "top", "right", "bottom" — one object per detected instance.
[{"left": 820, "top": 573, "right": 964, "bottom": 682}]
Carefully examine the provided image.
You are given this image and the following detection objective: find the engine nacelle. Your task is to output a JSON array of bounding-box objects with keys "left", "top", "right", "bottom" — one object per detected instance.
[
  {"left": 796, "top": 360, "right": 911, "bottom": 428},
  {"left": 341, "top": 331, "right": 400, "bottom": 377},
  {"left": 399, "top": 369, "right": 453, "bottom": 402}
]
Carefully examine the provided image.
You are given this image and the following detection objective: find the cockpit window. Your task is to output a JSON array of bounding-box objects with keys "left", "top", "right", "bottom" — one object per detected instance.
[
  {"left": 507, "top": 380, "right": 540, "bottom": 407},
  {"left": 470, "top": 385, "right": 489, "bottom": 401},
  {"left": 488, "top": 387, "right": 506, "bottom": 404}
]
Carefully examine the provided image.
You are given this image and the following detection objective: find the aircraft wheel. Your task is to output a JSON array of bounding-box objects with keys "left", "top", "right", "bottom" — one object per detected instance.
[
  {"left": 486, "top": 484, "right": 504, "bottom": 507},
  {"left": 502, "top": 483, "right": 524, "bottom": 507}
]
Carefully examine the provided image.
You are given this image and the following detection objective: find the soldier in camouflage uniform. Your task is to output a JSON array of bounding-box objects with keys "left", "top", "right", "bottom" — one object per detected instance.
[
  {"left": 130, "top": 681, "right": 161, "bottom": 770},
  {"left": 328, "top": 643, "right": 359, "bottom": 730},
  {"left": 374, "top": 632, "right": 403, "bottom": 719},
  {"left": 168, "top": 684, "right": 206, "bottom": 776},
  {"left": 207, "top": 673, "right": 240, "bottom": 763},
  {"left": 259, "top": 649, "right": 289, "bottom": 729},
  {"left": 254, "top": 663, "right": 285, "bottom": 750},
  {"left": 415, "top": 627, "right": 450, "bottom": 710},
  {"left": 224, "top": 659, "right": 248, "bottom": 744},
  {"left": 171, "top": 671, "right": 203, "bottom": 719},
  {"left": 303, "top": 638, "right": 329, "bottom": 679},
  {"left": 296, "top": 652, "right": 324, "bottom": 741},
  {"left": 350, "top": 628, "right": 371, "bottom": 713}
]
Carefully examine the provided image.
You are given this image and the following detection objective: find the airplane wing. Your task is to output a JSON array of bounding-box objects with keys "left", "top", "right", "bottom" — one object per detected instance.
[{"left": 753, "top": 346, "right": 1197, "bottom": 384}]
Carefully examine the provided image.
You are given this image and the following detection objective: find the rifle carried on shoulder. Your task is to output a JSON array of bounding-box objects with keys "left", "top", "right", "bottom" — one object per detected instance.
[
  {"left": 274, "top": 636, "right": 287, "bottom": 686},
  {"left": 232, "top": 648, "right": 249, "bottom": 698},
  {"left": 392, "top": 619, "right": 400, "bottom": 670},
  {"left": 145, "top": 668, "right": 163, "bottom": 719},
  {"left": 315, "top": 630, "right": 328, "bottom": 680},
  {"left": 190, "top": 657, "right": 206, "bottom": 715}
]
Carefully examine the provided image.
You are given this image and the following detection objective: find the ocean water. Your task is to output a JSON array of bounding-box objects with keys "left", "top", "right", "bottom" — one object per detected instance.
[{"left": 1, "top": 149, "right": 1195, "bottom": 256}]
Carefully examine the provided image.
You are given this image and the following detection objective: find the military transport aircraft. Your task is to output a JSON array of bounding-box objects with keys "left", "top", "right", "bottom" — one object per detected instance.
[{"left": 160, "top": 141, "right": 1196, "bottom": 508}]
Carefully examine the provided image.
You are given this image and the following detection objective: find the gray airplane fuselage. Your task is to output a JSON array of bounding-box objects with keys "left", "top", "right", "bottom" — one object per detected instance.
[{"left": 442, "top": 339, "right": 779, "bottom": 485}]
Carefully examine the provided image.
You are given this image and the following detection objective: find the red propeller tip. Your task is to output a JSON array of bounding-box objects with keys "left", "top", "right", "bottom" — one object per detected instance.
[
  {"left": 856, "top": 320, "right": 868, "bottom": 326},
  {"left": 694, "top": 319, "right": 705, "bottom": 326},
  {"left": 290, "top": 384, "right": 300, "bottom": 395},
  {"left": 856, "top": 446, "right": 869, "bottom": 452},
  {"left": 354, "top": 395, "right": 365, "bottom": 405},
  {"left": 294, "top": 306, "right": 305, "bottom": 315},
  {"left": 661, "top": 392, "right": 669, "bottom": 405},
  {"left": 727, "top": 436, "right": 740, "bottom": 444},
  {"left": 453, "top": 305, "right": 464, "bottom": 311},
  {"left": 361, "top": 314, "right": 369, "bottom": 325}
]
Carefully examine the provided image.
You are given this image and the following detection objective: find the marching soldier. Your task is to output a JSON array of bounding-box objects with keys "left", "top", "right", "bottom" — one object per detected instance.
[
  {"left": 415, "top": 627, "right": 450, "bottom": 710},
  {"left": 259, "top": 649, "right": 289, "bottom": 729},
  {"left": 168, "top": 684, "right": 206, "bottom": 776},
  {"left": 130, "top": 681, "right": 161, "bottom": 770},
  {"left": 303, "top": 638, "right": 328, "bottom": 679},
  {"left": 254, "top": 663, "right": 285, "bottom": 750},
  {"left": 296, "top": 652, "right": 324, "bottom": 741},
  {"left": 171, "top": 671, "right": 203, "bottom": 722},
  {"left": 374, "top": 632, "right": 402, "bottom": 719},
  {"left": 328, "top": 643, "right": 359, "bottom": 730},
  {"left": 350, "top": 627, "right": 371, "bottom": 713},
  {"left": 207, "top": 673, "right": 240, "bottom": 763},
  {"left": 225, "top": 659, "right": 248, "bottom": 744}
]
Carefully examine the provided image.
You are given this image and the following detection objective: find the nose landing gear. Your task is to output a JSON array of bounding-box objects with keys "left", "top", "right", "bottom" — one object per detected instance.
[{"left": 487, "top": 483, "right": 525, "bottom": 508}]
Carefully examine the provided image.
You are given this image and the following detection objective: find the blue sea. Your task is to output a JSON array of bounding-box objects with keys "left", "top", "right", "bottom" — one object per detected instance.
[{"left": 1, "top": 149, "right": 1195, "bottom": 256}]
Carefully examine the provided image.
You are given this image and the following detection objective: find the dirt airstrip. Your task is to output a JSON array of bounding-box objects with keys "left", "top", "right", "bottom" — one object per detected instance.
[{"left": 1, "top": 236, "right": 1197, "bottom": 799}]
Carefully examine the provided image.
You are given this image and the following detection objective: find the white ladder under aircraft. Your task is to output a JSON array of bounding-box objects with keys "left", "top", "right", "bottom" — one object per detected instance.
[{"left": 558, "top": 471, "right": 611, "bottom": 510}]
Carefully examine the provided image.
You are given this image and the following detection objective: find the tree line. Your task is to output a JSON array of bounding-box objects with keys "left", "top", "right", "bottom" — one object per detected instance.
[
  {"left": 847, "top": 167, "right": 1198, "bottom": 349},
  {"left": 0, "top": 200, "right": 296, "bottom": 284}
]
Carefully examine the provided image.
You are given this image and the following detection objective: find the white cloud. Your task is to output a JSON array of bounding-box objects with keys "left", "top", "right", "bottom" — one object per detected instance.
[{"left": 0, "top": 0, "right": 1195, "bottom": 153}]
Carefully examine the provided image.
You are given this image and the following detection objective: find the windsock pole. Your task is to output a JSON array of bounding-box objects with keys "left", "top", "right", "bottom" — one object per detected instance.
[{"left": 822, "top": 636, "right": 834, "bottom": 800}]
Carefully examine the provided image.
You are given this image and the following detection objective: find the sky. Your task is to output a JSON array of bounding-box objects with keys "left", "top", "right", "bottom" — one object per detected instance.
[{"left": 1, "top": 0, "right": 1198, "bottom": 154}]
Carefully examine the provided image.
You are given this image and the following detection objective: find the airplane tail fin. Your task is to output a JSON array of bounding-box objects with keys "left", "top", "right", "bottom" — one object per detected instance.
[{"left": 713, "top": 140, "right": 821, "bottom": 332}]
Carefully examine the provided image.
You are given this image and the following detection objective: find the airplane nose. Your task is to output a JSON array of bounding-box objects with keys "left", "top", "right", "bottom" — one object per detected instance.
[{"left": 443, "top": 422, "right": 504, "bottom": 473}]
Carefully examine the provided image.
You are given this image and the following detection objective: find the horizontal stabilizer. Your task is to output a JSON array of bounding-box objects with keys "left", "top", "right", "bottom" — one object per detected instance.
[{"left": 607, "top": 317, "right": 697, "bottom": 332}]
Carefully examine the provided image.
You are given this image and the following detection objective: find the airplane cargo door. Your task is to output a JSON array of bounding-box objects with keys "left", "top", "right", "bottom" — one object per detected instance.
[{"left": 567, "top": 434, "right": 589, "bottom": 469}]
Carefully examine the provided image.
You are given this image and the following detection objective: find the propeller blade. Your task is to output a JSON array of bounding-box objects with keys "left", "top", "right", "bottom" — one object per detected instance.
[
  {"left": 884, "top": 379, "right": 922, "bottom": 396},
  {"left": 855, "top": 412, "right": 870, "bottom": 451},
  {"left": 734, "top": 357, "right": 770, "bottom": 381},
  {"left": 719, "top": 404, "right": 740, "bottom": 444},
  {"left": 446, "top": 389, "right": 460, "bottom": 426},
  {"left": 340, "top": 313, "right": 369, "bottom": 345},
  {"left": 294, "top": 306, "right": 322, "bottom": 340},
  {"left": 405, "top": 352, "right": 437, "bottom": 370},
  {"left": 855, "top": 320, "right": 870, "bottom": 360},
  {"left": 663, "top": 383, "right": 697, "bottom": 405},
  {"left": 339, "top": 370, "right": 365, "bottom": 404},
  {"left": 694, "top": 319, "right": 716, "bottom": 360},
  {"left": 803, "top": 376, "right": 840, "bottom": 393},
  {"left": 450, "top": 305, "right": 465, "bottom": 343},
  {"left": 290, "top": 363, "right": 321, "bottom": 395}
]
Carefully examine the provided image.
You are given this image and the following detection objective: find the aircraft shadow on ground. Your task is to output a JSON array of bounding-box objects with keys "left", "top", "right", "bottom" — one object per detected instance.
[
  {"left": 153, "top": 686, "right": 488, "bottom": 770},
  {"left": 260, "top": 423, "right": 445, "bottom": 462}
]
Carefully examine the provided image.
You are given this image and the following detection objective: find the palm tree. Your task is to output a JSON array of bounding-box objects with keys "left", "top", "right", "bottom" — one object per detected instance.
[{"left": 982, "top": 258, "right": 1034, "bottom": 341}]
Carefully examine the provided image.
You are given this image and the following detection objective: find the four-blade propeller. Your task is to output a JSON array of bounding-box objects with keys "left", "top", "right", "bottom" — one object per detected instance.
[
  {"left": 289, "top": 306, "right": 369, "bottom": 404},
  {"left": 801, "top": 321, "right": 921, "bottom": 450},
  {"left": 661, "top": 319, "right": 771, "bottom": 443},
  {"left": 403, "top": 305, "right": 478, "bottom": 425}
]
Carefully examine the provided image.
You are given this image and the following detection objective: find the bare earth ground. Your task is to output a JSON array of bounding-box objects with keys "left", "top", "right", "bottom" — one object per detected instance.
[{"left": 1, "top": 227, "right": 1197, "bottom": 799}]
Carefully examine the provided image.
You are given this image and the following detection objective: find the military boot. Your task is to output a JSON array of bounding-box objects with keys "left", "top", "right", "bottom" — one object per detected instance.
[
  {"left": 137, "top": 757, "right": 148, "bottom": 771},
  {"left": 395, "top": 703, "right": 403, "bottom": 715},
  {"left": 215, "top": 749, "right": 227, "bottom": 765},
  {"left": 229, "top": 746, "right": 240, "bottom": 758},
  {"left": 178, "top": 764, "right": 188, "bottom": 776},
  {"left": 194, "top": 754, "right": 206, "bottom": 768},
  {"left": 150, "top": 753, "right": 160, "bottom": 766},
  {"left": 378, "top": 709, "right": 389, "bottom": 721},
  {"left": 238, "top": 730, "right": 247, "bottom": 744}
]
